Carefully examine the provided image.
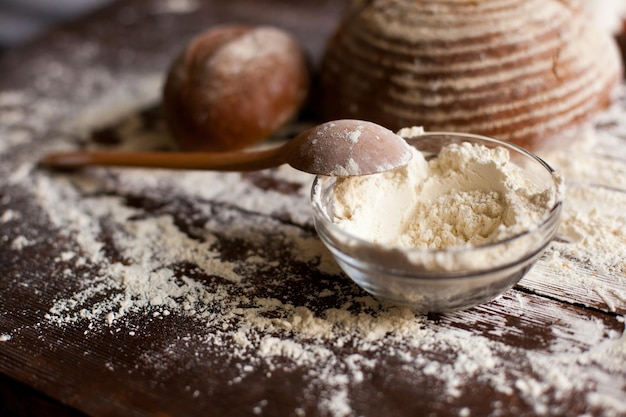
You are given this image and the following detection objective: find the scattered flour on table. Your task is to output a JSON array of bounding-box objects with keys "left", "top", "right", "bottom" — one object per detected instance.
[
  {"left": 35, "top": 146, "right": 625, "bottom": 416},
  {"left": 10, "top": 235, "right": 36, "bottom": 250},
  {"left": 528, "top": 95, "right": 626, "bottom": 312},
  {"left": 2, "top": 78, "right": 626, "bottom": 417},
  {"left": 1, "top": 209, "right": 21, "bottom": 223}
]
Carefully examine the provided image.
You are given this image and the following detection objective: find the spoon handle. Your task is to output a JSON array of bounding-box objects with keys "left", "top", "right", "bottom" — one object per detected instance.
[{"left": 38, "top": 147, "right": 286, "bottom": 171}]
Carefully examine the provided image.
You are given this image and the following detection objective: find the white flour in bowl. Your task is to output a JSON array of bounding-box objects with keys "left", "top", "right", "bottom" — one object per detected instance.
[{"left": 332, "top": 141, "right": 558, "bottom": 248}]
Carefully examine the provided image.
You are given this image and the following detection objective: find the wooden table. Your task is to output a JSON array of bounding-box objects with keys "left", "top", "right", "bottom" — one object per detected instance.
[{"left": 1, "top": 1, "right": 625, "bottom": 416}]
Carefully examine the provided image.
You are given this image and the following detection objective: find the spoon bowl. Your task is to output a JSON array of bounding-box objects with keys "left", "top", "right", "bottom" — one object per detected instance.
[{"left": 38, "top": 120, "right": 413, "bottom": 177}]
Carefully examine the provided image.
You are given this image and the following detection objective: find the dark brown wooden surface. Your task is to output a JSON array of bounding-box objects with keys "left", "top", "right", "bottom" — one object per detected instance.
[{"left": 1, "top": 1, "right": 625, "bottom": 416}]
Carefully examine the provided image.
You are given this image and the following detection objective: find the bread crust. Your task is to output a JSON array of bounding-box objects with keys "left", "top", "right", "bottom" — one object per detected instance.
[
  {"left": 164, "top": 25, "right": 310, "bottom": 152},
  {"left": 318, "top": 0, "right": 623, "bottom": 150}
]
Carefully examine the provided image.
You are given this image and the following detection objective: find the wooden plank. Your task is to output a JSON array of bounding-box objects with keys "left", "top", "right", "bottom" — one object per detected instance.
[{"left": 519, "top": 95, "right": 626, "bottom": 314}]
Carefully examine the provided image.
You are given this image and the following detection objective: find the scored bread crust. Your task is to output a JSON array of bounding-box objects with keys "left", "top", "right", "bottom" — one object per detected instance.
[{"left": 318, "top": 0, "right": 624, "bottom": 150}]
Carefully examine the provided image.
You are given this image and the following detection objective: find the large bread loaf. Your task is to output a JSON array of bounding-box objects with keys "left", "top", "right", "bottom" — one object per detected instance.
[{"left": 318, "top": 0, "right": 623, "bottom": 150}]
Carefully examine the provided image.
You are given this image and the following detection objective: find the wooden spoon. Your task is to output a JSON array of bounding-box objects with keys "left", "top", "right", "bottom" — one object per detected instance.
[{"left": 38, "top": 120, "right": 413, "bottom": 176}]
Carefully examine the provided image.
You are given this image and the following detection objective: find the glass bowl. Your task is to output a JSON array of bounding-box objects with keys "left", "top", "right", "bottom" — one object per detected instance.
[{"left": 310, "top": 132, "right": 563, "bottom": 312}]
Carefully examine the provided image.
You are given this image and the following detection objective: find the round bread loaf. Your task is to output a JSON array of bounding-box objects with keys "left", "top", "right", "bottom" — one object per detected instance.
[
  {"left": 163, "top": 25, "right": 310, "bottom": 152},
  {"left": 318, "top": 0, "right": 623, "bottom": 150}
]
